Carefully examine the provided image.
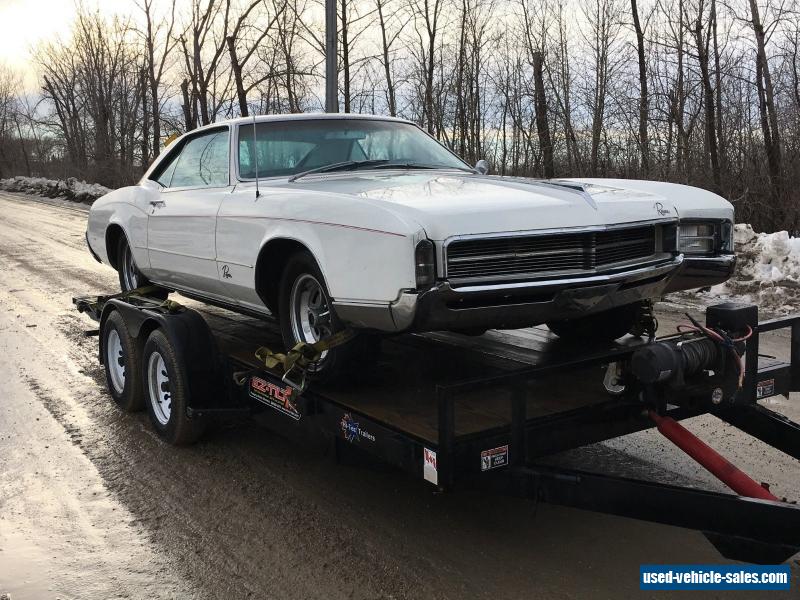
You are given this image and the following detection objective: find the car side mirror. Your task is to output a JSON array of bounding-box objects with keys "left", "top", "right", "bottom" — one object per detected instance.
[{"left": 474, "top": 160, "right": 489, "bottom": 175}]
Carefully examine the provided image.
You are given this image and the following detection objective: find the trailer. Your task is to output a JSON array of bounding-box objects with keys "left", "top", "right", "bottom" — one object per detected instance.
[{"left": 74, "top": 290, "right": 800, "bottom": 564}]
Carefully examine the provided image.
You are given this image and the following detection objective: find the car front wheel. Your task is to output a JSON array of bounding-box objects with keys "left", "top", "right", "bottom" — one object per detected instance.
[{"left": 278, "top": 252, "right": 356, "bottom": 384}]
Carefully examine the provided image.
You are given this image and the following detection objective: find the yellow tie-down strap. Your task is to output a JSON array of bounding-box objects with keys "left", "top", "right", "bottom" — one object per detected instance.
[
  {"left": 254, "top": 329, "right": 356, "bottom": 392},
  {"left": 84, "top": 286, "right": 181, "bottom": 316}
]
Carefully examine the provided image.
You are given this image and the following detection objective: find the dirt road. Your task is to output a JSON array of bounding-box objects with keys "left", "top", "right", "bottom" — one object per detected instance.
[{"left": 0, "top": 191, "right": 797, "bottom": 599}]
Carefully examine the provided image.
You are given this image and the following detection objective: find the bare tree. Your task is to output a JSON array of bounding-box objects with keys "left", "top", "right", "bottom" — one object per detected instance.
[
  {"left": 137, "top": 0, "right": 178, "bottom": 161},
  {"left": 631, "top": 0, "right": 649, "bottom": 174}
]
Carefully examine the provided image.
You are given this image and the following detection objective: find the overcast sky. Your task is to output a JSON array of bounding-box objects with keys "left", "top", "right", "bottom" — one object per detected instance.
[{"left": 0, "top": 0, "right": 127, "bottom": 91}]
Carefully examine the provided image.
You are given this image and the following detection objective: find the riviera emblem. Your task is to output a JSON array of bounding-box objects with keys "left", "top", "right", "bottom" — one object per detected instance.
[{"left": 654, "top": 202, "right": 671, "bottom": 216}]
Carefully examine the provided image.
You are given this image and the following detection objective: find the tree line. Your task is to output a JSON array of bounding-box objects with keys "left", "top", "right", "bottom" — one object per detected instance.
[{"left": 0, "top": 0, "right": 798, "bottom": 232}]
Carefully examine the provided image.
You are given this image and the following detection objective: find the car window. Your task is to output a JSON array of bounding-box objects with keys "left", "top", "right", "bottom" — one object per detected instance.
[
  {"left": 239, "top": 136, "right": 315, "bottom": 178},
  {"left": 238, "top": 119, "right": 468, "bottom": 178},
  {"left": 170, "top": 128, "right": 230, "bottom": 188},
  {"left": 153, "top": 149, "right": 180, "bottom": 187}
]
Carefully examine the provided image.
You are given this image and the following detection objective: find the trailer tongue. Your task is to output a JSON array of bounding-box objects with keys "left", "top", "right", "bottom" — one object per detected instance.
[{"left": 74, "top": 291, "right": 800, "bottom": 564}]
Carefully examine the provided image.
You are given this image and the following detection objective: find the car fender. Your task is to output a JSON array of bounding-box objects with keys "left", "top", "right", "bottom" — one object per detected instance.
[
  {"left": 567, "top": 178, "right": 735, "bottom": 222},
  {"left": 88, "top": 186, "right": 153, "bottom": 270},
  {"left": 217, "top": 185, "right": 421, "bottom": 305},
  {"left": 259, "top": 220, "right": 417, "bottom": 303}
]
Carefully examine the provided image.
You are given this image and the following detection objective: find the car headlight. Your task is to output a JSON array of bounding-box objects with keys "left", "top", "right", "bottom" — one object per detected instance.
[
  {"left": 678, "top": 221, "right": 733, "bottom": 255},
  {"left": 414, "top": 239, "right": 436, "bottom": 289}
]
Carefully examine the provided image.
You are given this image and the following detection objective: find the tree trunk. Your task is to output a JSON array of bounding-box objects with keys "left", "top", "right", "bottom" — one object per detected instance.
[
  {"left": 181, "top": 79, "right": 194, "bottom": 131},
  {"left": 140, "top": 66, "right": 150, "bottom": 167},
  {"left": 532, "top": 51, "right": 554, "bottom": 178},
  {"left": 376, "top": 0, "right": 396, "bottom": 116},
  {"left": 694, "top": 9, "right": 721, "bottom": 191},
  {"left": 340, "top": 0, "right": 350, "bottom": 113},
  {"left": 631, "top": 0, "right": 649, "bottom": 175},
  {"left": 227, "top": 36, "right": 249, "bottom": 116},
  {"left": 748, "top": 0, "right": 782, "bottom": 199}
]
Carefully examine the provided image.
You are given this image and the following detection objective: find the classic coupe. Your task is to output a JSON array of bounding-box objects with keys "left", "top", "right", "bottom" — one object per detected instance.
[{"left": 86, "top": 114, "right": 736, "bottom": 379}]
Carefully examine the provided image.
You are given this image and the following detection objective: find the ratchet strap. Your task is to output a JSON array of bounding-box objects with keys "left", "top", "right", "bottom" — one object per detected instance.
[
  {"left": 254, "top": 328, "right": 356, "bottom": 392},
  {"left": 81, "top": 285, "right": 182, "bottom": 316},
  {"left": 112, "top": 285, "right": 184, "bottom": 313}
]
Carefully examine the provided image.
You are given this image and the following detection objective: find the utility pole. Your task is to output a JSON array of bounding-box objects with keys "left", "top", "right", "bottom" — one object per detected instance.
[{"left": 325, "top": 0, "right": 338, "bottom": 112}]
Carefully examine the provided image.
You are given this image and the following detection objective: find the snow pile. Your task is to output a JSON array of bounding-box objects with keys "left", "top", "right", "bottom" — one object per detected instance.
[
  {"left": 0, "top": 176, "right": 111, "bottom": 204},
  {"left": 670, "top": 224, "right": 800, "bottom": 315}
]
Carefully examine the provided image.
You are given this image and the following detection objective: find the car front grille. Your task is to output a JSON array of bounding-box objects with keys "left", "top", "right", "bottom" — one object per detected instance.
[{"left": 445, "top": 225, "right": 660, "bottom": 283}]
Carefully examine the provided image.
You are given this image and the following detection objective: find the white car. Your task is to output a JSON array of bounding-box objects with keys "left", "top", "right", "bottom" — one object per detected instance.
[{"left": 86, "top": 114, "right": 736, "bottom": 379}]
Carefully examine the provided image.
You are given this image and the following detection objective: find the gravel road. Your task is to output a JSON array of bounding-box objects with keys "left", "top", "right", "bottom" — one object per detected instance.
[{"left": 0, "top": 191, "right": 797, "bottom": 599}]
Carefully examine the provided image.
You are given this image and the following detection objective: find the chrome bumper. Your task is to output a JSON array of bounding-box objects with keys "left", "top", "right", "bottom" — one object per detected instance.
[
  {"left": 334, "top": 255, "right": 685, "bottom": 332},
  {"left": 664, "top": 254, "right": 736, "bottom": 293}
]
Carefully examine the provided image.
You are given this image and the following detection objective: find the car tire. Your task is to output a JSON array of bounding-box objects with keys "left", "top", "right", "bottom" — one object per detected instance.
[
  {"left": 116, "top": 236, "right": 168, "bottom": 298},
  {"left": 546, "top": 302, "right": 645, "bottom": 343},
  {"left": 278, "top": 251, "right": 358, "bottom": 385},
  {"left": 102, "top": 310, "right": 144, "bottom": 412},
  {"left": 142, "top": 328, "right": 206, "bottom": 445}
]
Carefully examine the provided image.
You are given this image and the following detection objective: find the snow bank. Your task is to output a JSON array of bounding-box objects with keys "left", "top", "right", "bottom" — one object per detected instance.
[
  {"left": 0, "top": 176, "right": 111, "bottom": 204},
  {"left": 669, "top": 224, "right": 800, "bottom": 315}
]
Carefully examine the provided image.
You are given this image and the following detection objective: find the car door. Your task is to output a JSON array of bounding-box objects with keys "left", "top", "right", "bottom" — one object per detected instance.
[
  {"left": 147, "top": 126, "right": 232, "bottom": 298},
  {"left": 216, "top": 122, "right": 319, "bottom": 314}
]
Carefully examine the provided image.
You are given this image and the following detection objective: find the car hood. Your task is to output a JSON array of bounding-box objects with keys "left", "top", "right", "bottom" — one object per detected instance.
[{"left": 289, "top": 172, "right": 683, "bottom": 239}]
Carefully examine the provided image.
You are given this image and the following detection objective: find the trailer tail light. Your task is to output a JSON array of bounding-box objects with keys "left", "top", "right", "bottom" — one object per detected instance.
[{"left": 415, "top": 239, "right": 435, "bottom": 289}]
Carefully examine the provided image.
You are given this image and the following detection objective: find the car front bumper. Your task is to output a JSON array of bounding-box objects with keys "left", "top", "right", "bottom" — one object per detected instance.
[
  {"left": 663, "top": 253, "right": 736, "bottom": 293},
  {"left": 333, "top": 253, "right": 736, "bottom": 333}
]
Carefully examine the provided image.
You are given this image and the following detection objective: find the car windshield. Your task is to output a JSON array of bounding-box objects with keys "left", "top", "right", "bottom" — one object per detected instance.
[{"left": 238, "top": 119, "right": 470, "bottom": 179}]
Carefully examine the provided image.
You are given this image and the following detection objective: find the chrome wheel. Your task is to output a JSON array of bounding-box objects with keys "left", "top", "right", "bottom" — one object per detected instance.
[
  {"left": 106, "top": 328, "right": 125, "bottom": 394},
  {"left": 289, "top": 274, "right": 332, "bottom": 360},
  {"left": 147, "top": 351, "right": 171, "bottom": 426},
  {"left": 121, "top": 243, "right": 139, "bottom": 291}
]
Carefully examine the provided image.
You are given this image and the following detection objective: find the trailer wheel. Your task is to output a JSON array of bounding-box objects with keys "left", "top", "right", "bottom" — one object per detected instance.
[
  {"left": 102, "top": 310, "right": 144, "bottom": 412},
  {"left": 142, "top": 328, "right": 205, "bottom": 445}
]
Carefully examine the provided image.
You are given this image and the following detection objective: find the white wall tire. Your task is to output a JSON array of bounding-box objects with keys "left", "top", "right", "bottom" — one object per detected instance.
[
  {"left": 101, "top": 310, "right": 144, "bottom": 412},
  {"left": 142, "top": 328, "right": 205, "bottom": 445}
]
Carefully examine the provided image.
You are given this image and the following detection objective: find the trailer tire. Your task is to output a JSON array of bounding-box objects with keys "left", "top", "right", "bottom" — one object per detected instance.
[
  {"left": 102, "top": 310, "right": 144, "bottom": 412},
  {"left": 142, "top": 328, "right": 205, "bottom": 445}
]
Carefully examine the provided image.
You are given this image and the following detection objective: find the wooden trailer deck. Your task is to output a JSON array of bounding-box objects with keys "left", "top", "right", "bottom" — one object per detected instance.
[{"left": 197, "top": 302, "right": 640, "bottom": 444}]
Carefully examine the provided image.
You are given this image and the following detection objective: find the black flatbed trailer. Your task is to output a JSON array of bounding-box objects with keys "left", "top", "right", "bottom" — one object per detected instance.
[{"left": 74, "top": 291, "right": 800, "bottom": 564}]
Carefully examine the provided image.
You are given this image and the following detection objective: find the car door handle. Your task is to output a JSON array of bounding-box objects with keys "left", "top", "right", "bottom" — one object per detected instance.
[{"left": 149, "top": 199, "right": 166, "bottom": 208}]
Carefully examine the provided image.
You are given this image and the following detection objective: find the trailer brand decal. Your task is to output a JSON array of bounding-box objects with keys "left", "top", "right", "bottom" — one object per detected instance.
[
  {"left": 756, "top": 378, "right": 775, "bottom": 399},
  {"left": 340, "top": 413, "right": 375, "bottom": 443},
  {"left": 480, "top": 445, "right": 509, "bottom": 471},
  {"left": 423, "top": 448, "right": 438, "bottom": 485},
  {"left": 249, "top": 376, "right": 301, "bottom": 420}
]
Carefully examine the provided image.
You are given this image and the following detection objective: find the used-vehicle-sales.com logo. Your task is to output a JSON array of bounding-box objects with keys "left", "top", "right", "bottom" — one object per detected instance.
[{"left": 340, "top": 413, "right": 376, "bottom": 443}]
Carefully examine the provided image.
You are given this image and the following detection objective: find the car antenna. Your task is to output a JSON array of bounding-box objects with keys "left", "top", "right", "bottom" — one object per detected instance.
[{"left": 252, "top": 113, "right": 260, "bottom": 198}]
